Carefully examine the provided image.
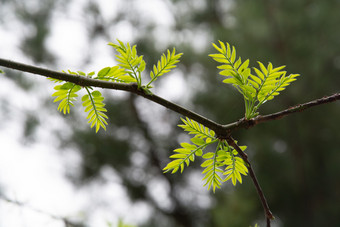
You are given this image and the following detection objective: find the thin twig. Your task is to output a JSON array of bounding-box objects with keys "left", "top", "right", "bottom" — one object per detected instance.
[
  {"left": 223, "top": 93, "right": 340, "bottom": 132},
  {"left": 0, "top": 194, "right": 83, "bottom": 227},
  {"left": 254, "top": 93, "right": 340, "bottom": 124},
  {"left": 226, "top": 137, "right": 274, "bottom": 227}
]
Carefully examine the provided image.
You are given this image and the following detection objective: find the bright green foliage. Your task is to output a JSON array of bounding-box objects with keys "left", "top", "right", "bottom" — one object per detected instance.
[
  {"left": 178, "top": 117, "right": 215, "bottom": 140},
  {"left": 164, "top": 118, "right": 248, "bottom": 192},
  {"left": 49, "top": 41, "right": 182, "bottom": 133},
  {"left": 82, "top": 88, "right": 108, "bottom": 132},
  {"left": 163, "top": 118, "right": 218, "bottom": 174},
  {"left": 163, "top": 141, "right": 207, "bottom": 174},
  {"left": 146, "top": 48, "right": 182, "bottom": 88},
  {"left": 210, "top": 41, "right": 299, "bottom": 119},
  {"left": 107, "top": 40, "right": 182, "bottom": 92},
  {"left": 0, "top": 69, "right": 4, "bottom": 74},
  {"left": 201, "top": 141, "right": 248, "bottom": 192},
  {"left": 201, "top": 143, "right": 225, "bottom": 192},
  {"left": 46, "top": 40, "right": 296, "bottom": 192},
  {"left": 108, "top": 39, "right": 146, "bottom": 87},
  {"left": 52, "top": 82, "right": 81, "bottom": 114},
  {"left": 222, "top": 143, "right": 248, "bottom": 186},
  {"left": 45, "top": 41, "right": 296, "bottom": 192},
  {"left": 252, "top": 62, "right": 300, "bottom": 105},
  {"left": 50, "top": 70, "right": 107, "bottom": 132},
  {"left": 97, "top": 66, "right": 136, "bottom": 83},
  {"left": 210, "top": 41, "right": 251, "bottom": 87},
  {"left": 51, "top": 70, "right": 85, "bottom": 114}
]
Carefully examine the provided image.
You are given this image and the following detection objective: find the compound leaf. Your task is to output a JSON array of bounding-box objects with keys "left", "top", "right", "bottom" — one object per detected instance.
[
  {"left": 52, "top": 82, "right": 81, "bottom": 114},
  {"left": 163, "top": 142, "right": 204, "bottom": 174},
  {"left": 251, "top": 62, "right": 300, "bottom": 105},
  {"left": 222, "top": 144, "right": 248, "bottom": 186},
  {"left": 147, "top": 48, "right": 182, "bottom": 86},
  {"left": 108, "top": 39, "right": 145, "bottom": 86},
  {"left": 210, "top": 41, "right": 300, "bottom": 119},
  {"left": 210, "top": 41, "right": 251, "bottom": 93},
  {"left": 178, "top": 117, "right": 215, "bottom": 140},
  {"left": 97, "top": 66, "right": 136, "bottom": 83},
  {"left": 201, "top": 145, "right": 225, "bottom": 192},
  {"left": 82, "top": 88, "right": 108, "bottom": 132}
]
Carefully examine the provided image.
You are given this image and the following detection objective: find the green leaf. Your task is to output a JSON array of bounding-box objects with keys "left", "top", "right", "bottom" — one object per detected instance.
[
  {"left": 77, "top": 71, "right": 86, "bottom": 76},
  {"left": 201, "top": 143, "right": 226, "bottom": 192},
  {"left": 147, "top": 48, "right": 183, "bottom": 86},
  {"left": 163, "top": 124, "right": 217, "bottom": 175},
  {"left": 201, "top": 159, "right": 214, "bottom": 167},
  {"left": 191, "top": 137, "right": 205, "bottom": 146},
  {"left": 92, "top": 90, "right": 101, "bottom": 97},
  {"left": 195, "top": 149, "right": 203, "bottom": 156},
  {"left": 222, "top": 143, "right": 248, "bottom": 186},
  {"left": 202, "top": 152, "right": 215, "bottom": 159},
  {"left": 98, "top": 67, "right": 110, "bottom": 77},
  {"left": 97, "top": 66, "right": 136, "bottom": 83},
  {"left": 88, "top": 71, "right": 95, "bottom": 77},
  {"left": 82, "top": 88, "right": 108, "bottom": 133},
  {"left": 109, "top": 39, "right": 145, "bottom": 86},
  {"left": 178, "top": 117, "right": 215, "bottom": 139},
  {"left": 138, "top": 60, "right": 146, "bottom": 73},
  {"left": 257, "top": 61, "right": 268, "bottom": 76},
  {"left": 163, "top": 142, "right": 204, "bottom": 174},
  {"left": 252, "top": 62, "right": 300, "bottom": 106},
  {"left": 210, "top": 41, "right": 251, "bottom": 94},
  {"left": 60, "top": 82, "right": 74, "bottom": 90},
  {"left": 51, "top": 81, "right": 81, "bottom": 114},
  {"left": 210, "top": 41, "right": 300, "bottom": 120}
]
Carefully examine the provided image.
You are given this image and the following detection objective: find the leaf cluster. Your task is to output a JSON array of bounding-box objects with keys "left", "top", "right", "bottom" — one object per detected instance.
[
  {"left": 97, "top": 66, "right": 136, "bottom": 83},
  {"left": 82, "top": 89, "right": 108, "bottom": 132},
  {"left": 50, "top": 70, "right": 108, "bottom": 132},
  {"left": 49, "top": 41, "right": 183, "bottom": 132},
  {"left": 46, "top": 40, "right": 298, "bottom": 194},
  {"left": 52, "top": 82, "right": 81, "bottom": 114},
  {"left": 108, "top": 40, "right": 146, "bottom": 87},
  {"left": 201, "top": 142, "right": 248, "bottom": 192},
  {"left": 163, "top": 118, "right": 248, "bottom": 192},
  {"left": 146, "top": 48, "right": 182, "bottom": 88},
  {"left": 210, "top": 41, "right": 299, "bottom": 119}
]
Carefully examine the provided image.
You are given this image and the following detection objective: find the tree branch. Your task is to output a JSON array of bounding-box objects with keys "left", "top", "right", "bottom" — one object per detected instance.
[
  {"left": 223, "top": 93, "right": 340, "bottom": 132},
  {"left": 226, "top": 137, "right": 274, "bottom": 227},
  {"left": 254, "top": 93, "right": 340, "bottom": 124},
  {"left": 0, "top": 58, "right": 137, "bottom": 91},
  {"left": 1, "top": 58, "right": 339, "bottom": 136},
  {"left": 0, "top": 58, "right": 225, "bottom": 134},
  {"left": 0, "top": 194, "right": 84, "bottom": 227},
  {"left": 2, "top": 58, "right": 338, "bottom": 137}
]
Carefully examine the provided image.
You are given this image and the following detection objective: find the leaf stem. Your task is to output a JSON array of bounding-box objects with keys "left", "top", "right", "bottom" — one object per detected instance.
[
  {"left": 84, "top": 87, "right": 103, "bottom": 131},
  {"left": 210, "top": 141, "right": 222, "bottom": 191},
  {"left": 128, "top": 61, "right": 141, "bottom": 87}
]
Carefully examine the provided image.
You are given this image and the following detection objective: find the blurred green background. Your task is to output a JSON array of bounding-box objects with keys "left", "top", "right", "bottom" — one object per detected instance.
[{"left": 0, "top": 0, "right": 339, "bottom": 226}]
